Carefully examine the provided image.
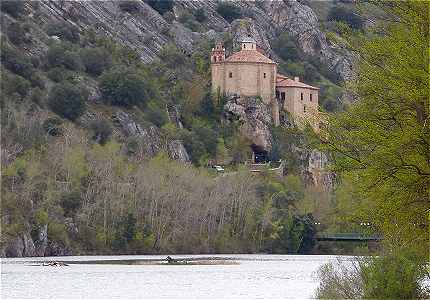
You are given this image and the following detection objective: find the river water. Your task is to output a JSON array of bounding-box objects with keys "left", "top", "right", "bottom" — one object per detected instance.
[{"left": 1, "top": 254, "right": 339, "bottom": 299}]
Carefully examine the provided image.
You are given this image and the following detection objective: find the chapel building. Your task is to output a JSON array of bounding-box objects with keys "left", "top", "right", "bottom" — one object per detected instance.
[{"left": 211, "top": 38, "right": 319, "bottom": 130}]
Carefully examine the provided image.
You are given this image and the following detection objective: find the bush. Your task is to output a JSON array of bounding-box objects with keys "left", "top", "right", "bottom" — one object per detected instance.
[
  {"left": 80, "top": 47, "right": 112, "bottom": 76},
  {"left": 315, "top": 252, "right": 430, "bottom": 299},
  {"left": 272, "top": 33, "right": 300, "bottom": 62},
  {"left": 194, "top": 8, "right": 207, "bottom": 23},
  {"left": 43, "top": 117, "right": 64, "bottom": 136},
  {"left": 47, "top": 67, "right": 69, "bottom": 83},
  {"left": 48, "top": 222, "right": 68, "bottom": 244},
  {"left": 327, "top": 6, "right": 364, "bottom": 30},
  {"left": 216, "top": 2, "right": 242, "bottom": 23},
  {"left": 144, "top": 101, "right": 168, "bottom": 127},
  {"left": 118, "top": 1, "right": 140, "bottom": 14},
  {"left": 0, "top": 44, "right": 34, "bottom": 79},
  {"left": 60, "top": 191, "right": 82, "bottom": 217},
  {"left": 145, "top": 0, "right": 173, "bottom": 15},
  {"left": 1, "top": 72, "right": 31, "bottom": 97},
  {"left": 46, "top": 43, "right": 83, "bottom": 71},
  {"left": 1, "top": 0, "right": 26, "bottom": 18},
  {"left": 48, "top": 82, "right": 87, "bottom": 120},
  {"left": 45, "top": 21, "right": 80, "bottom": 43},
  {"left": 99, "top": 66, "right": 149, "bottom": 107},
  {"left": 89, "top": 119, "right": 113, "bottom": 144},
  {"left": 6, "top": 22, "right": 30, "bottom": 45},
  {"left": 30, "top": 87, "right": 45, "bottom": 105},
  {"left": 29, "top": 72, "right": 45, "bottom": 88}
]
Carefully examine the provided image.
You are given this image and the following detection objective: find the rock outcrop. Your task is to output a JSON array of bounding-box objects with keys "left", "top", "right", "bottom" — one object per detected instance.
[
  {"left": 113, "top": 111, "right": 190, "bottom": 162},
  {"left": 224, "top": 96, "right": 273, "bottom": 152},
  {"left": 21, "top": 0, "right": 352, "bottom": 81}
]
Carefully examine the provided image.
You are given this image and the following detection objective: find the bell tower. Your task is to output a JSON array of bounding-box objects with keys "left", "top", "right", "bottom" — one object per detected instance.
[{"left": 211, "top": 42, "right": 225, "bottom": 63}]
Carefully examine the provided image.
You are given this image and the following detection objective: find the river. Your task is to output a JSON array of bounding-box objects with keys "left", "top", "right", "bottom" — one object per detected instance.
[{"left": 1, "top": 254, "right": 341, "bottom": 299}]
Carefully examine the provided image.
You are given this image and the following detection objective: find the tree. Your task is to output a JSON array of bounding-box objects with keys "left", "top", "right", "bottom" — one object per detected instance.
[
  {"left": 327, "top": 6, "right": 364, "bottom": 30},
  {"left": 317, "top": 2, "right": 429, "bottom": 296},
  {"left": 145, "top": 0, "right": 173, "bottom": 15},
  {"left": 216, "top": 2, "right": 242, "bottom": 23},
  {"left": 99, "top": 66, "right": 149, "bottom": 107},
  {"left": 1, "top": 0, "right": 26, "bottom": 18},
  {"left": 80, "top": 47, "right": 112, "bottom": 76},
  {"left": 48, "top": 83, "right": 87, "bottom": 120}
]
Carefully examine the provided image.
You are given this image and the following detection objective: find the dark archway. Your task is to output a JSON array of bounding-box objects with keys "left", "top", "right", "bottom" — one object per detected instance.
[{"left": 251, "top": 144, "right": 268, "bottom": 163}]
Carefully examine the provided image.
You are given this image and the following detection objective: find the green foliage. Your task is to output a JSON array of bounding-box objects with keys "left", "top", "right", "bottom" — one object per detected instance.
[
  {"left": 1, "top": 72, "right": 31, "bottom": 97},
  {"left": 327, "top": 6, "right": 363, "bottom": 30},
  {"left": 46, "top": 43, "right": 84, "bottom": 71},
  {"left": 194, "top": 8, "right": 207, "bottom": 22},
  {"left": 89, "top": 119, "right": 113, "bottom": 145},
  {"left": 43, "top": 117, "right": 64, "bottom": 136},
  {"left": 1, "top": 44, "right": 34, "bottom": 79},
  {"left": 144, "top": 101, "right": 168, "bottom": 127},
  {"left": 1, "top": 0, "right": 26, "bottom": 18},
  {"left": 272, "top": 33, "right": 300, "bottom": 62},
  {"left": 145, "top": 0, "right": 173, "bottom": 15},
  {"left": 48, "top": 82, "right": 87, "bottom": 120},
  {"left": 35, "top": 209, "right": 49, "bottom": 226},
  {"left": 118, "top": 1, "right": 140, "bottom": 14},
  {"left": 6, "top": 22, "right": 30, "bottom": 45},
  {"left": 99, "top": 66, "right": 150, "bottom": 107},
  {"left": 45, "top": 21, "right": 80, "bottom": 43},
  {"left": 60, "top": 191, "right": 82, "bottom": 217},
  {"left": 216, "top": 2, "right": 242, "bottom": 23},
  {"left": 362, "top": 251, "right": 429, "bottom": 299},
  {"left": 80, "top": 47, "right": 113, "bottom": 76},
  {"left": 48, "top": 222, "right": 68, "bottom": 244}
]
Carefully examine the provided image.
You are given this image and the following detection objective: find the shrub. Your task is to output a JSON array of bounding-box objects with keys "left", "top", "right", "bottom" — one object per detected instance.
[
  {"left": 47, "top": 67, "right": 69, "bottom": 83},
  {"left": 194, "top": 8, "right": 207, "bottom": 23},
  {"left": 60, "top": 191, "right": 82, "bottom": 217},
  {"left": 89, "top": 119, "right": 113, "bottom": 144},
  {"left": 30, "top": 87, "right": 45, "bottom": 105},
  {"left": 216, "top": 2, "right": 242, "bottom": 23},
  {"left": 145, "top": 0, "right": 173, "bottom": 15},
  {"left": 0, "top": 44, "right": 34, "bottom": 79},
  {"left": 327, "top": 6, "right": 364, "bottom": 30},
  {"left": 43, "top": 117, "right": 64, "bottom": 136},
  {"left": 118, "top": 1, "right": 140, "bottom": 14},
  {"left": 99, "top": 66, "right": 148, "bottom": 107},
  {"left": 48, "top": 222, "right": 68, "bottom": 244},
  {"left": 45, "top": 21, "right": 80, "bottom": 43},
  {"left": 46, "top": 43, "right": 83, "bottom": 71},
  {"left": 29, "top": 72, "right": 45, "bottom": 88},
  {"left": 6, "top": 22, "right": 30, "bottom": 45},
  {"left": 48, "top": 82, "right": 87, "bottom": 120},
  {"left": 1, "top": 72, "right": 31, "bottom": 97},
  {"left": 35, "top": 209, "right": 49, "bottom": 226},
  {"left": 1, "top": 0, "right": 26, "bottom": 18},
  {"left": 80, "top": 47, "right": 112, "bottom": 76},
  {"left": 272, "top": 33, "right": 300, "bottom": 62},
  {"left": 144, "top": 101, "right": 168, "bottom": 127}
]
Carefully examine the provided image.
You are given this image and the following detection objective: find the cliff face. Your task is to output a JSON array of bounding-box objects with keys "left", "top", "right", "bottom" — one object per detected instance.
[{"left": 26, "top": 0, "right": 352, "bottom": 81}]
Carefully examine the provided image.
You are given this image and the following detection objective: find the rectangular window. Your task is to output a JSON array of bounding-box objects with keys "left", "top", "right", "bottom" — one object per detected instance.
[
  {"left": 310, "top": 93, "right": 313, "bottom": 102},
  {"left": 264, "top": 73, "right": 266, "bottom": 78},
  {"left": 301, "top": 93, "right": 303, "bottom": 101},
  {"left": 281, "top": 92, "right": 285, "bottom": 101},
  {"left": 229, "top": 72, "right": 232, "bottom": 78},
  {"left": 303, "top": 105, "right": 306, "bottom": 112},
  {"left": 276, "top": 90, "right": 280, "bottom": 99}
]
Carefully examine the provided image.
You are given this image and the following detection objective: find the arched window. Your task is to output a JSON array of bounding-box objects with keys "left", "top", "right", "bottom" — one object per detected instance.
[
  {"left": 303, "top": 105, "right": 306, "bottom": 113},
  {"left": 301, "top": 93, "right": 303, "bottom": 101},
  {"left": 214, "top": 56, "right": 217, "bottom": 62},
  {"left": 263, "top": 73, "right": 266, "bottom": 78},
  {"left": 310, "top": 93, "right": 313, "bottom": 102},
  {"left": 243, "top": 44, "right": 246, "bottom": 49},
  {"left": 229, "top": 72, "right": 233, "bottom": 78}
]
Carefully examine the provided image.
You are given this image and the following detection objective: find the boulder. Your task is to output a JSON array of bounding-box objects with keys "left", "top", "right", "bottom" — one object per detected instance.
[{"left": 224, "top": 96, "right": 273, "bottom": 152}]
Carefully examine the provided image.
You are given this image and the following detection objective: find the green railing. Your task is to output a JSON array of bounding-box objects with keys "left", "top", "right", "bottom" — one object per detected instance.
[{"left": 316, "top": 233, "right": 383, "bottom": 242}]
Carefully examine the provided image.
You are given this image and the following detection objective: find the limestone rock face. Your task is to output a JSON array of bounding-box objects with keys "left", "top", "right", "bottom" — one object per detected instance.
[
  {"left": 307, "top": 149, "right": 335, "bottom": 189},
  {"left": 27, "top": 0, "right": 352, "bottom": 81},
  {"left": 224, "top": 96, "right": 273, "bottom": 152},
  {"left": 113, "top": 111, "right": 190, "bottom": 162}
]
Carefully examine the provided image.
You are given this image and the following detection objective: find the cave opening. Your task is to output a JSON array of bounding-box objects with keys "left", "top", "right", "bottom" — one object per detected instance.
[{"left": 251, "top": 144, "right": 268, "bottom": 164}]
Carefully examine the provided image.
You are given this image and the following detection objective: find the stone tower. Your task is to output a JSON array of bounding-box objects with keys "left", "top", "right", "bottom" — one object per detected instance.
[{"left": 211, "top": 42, "right": 225, "bottom": 63}]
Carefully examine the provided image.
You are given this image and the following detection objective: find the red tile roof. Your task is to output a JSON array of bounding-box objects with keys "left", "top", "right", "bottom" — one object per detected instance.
[
  {"left": 276, "top": 74, "right": 319, "bottom": 90},
  {"left": 224, "top": 49, "right": 276, "bottom": 64}
]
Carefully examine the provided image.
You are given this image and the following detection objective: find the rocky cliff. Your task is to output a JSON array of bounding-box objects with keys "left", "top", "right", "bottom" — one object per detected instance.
[{"left": 21, "top": 0, "right": 352, "bottom": 81}]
